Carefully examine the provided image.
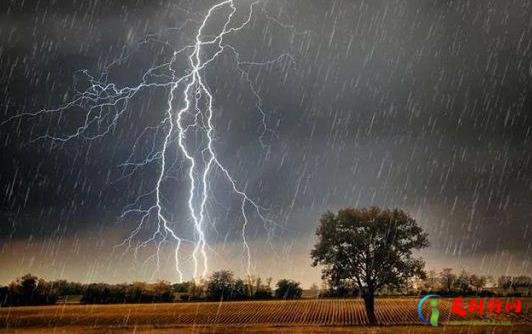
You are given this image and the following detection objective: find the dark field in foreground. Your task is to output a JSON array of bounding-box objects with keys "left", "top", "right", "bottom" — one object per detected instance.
[
  {"left": 1, "top": 298, "right": 530, "bottom": 333},
  {"left": 0, "top": 326, "right": 531, "bottom": 334}
]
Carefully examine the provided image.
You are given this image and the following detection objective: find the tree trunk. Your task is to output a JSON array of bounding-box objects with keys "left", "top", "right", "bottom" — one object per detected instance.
[{"left": 363, "top": 292, "right": 377, "bottom": 325}]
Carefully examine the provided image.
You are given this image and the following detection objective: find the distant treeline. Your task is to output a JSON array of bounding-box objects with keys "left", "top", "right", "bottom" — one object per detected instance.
[
  {"left": 0, "top": 271, "right": 303, "bottom": 307},
  {"left": 81, "top": 281, "right": 174, "bottom": 304},
  {"left": 0, "top": 274, "right": 59, "bottom": 307},
  {"left": 413, "top": 269, "right": 531, "bottom": 297},
  {"left": 1, "top": 269, "right": 529, "bottom": 307},
  {"left": 321, "top": 268, "right": 531, "bottom": 298}
]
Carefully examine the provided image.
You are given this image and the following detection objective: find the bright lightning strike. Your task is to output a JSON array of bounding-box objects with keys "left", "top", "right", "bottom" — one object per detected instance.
[{"left": 2, "top": 0, "right": 298, "bottom": 281}]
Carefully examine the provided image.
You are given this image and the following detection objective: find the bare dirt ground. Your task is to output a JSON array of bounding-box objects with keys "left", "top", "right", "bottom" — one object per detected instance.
[
  {"left": 0, "top": 298, "right": 529, "bottom": 333},
  {"left": 1, "top": 325, "right": 531, "bottom": 334}
]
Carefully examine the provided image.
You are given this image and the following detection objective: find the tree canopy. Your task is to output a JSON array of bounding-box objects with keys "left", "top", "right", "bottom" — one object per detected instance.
[
  {"left": 275, "top": 279, "right": 303, "bottom": 299},
  {"left": 311, "top": 207, "right": 429, "bottom": 324}
]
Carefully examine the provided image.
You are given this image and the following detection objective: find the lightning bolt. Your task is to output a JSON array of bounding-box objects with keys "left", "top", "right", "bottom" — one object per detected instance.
[{"left": 2, "top": 0, "right": 299, "bottom": 281}]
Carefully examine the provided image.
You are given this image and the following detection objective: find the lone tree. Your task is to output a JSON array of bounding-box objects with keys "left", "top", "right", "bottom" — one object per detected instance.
[{"left": 311, "top": 207, "right": 429, "bottom": 324}]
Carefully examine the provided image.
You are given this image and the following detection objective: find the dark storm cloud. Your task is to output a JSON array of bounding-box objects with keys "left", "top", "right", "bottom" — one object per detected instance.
[{"left": 1, "top": 0, "right": 531, "bottom": 281}]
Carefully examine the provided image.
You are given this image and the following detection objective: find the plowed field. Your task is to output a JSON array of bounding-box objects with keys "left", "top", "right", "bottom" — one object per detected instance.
[{"left": 1, "top": 298, "right": 529, "bottom": 332}]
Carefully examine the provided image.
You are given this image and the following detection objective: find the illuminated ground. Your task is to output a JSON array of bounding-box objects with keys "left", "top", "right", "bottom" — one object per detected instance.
[{"left": 1, "top": 298, "right": 529, "bottom": 333}]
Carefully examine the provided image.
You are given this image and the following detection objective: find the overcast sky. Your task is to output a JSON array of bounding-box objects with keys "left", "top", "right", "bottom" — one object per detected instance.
[{"left": 1, "top": 0, "right": 531, "bottom": 286}]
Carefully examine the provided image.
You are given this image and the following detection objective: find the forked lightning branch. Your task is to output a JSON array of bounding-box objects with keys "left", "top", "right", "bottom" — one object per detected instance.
[{"left": 2, "top": 0, "right": 295, "bottom": 282}]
